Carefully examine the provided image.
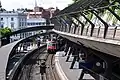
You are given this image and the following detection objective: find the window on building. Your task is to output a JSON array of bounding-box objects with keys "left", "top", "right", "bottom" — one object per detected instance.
[
  {"left": 25, "top": 22, "right": 27, "bottom": 26},
  {"left": 11, "top": 22, "right": 14, "bottom": 28},
  {"left": 42, "top": 22, "right": 45, "bottom": 25},
  {"left": 1, "top": 24, "right": 4, "bottom": 28},
  {"left": 27, "top": 23, "right": 30, "bottom": 25},
  {"left": 0, "top": 18, "right": 3, "bottom": 21},
  {"left": 22, "top": 22, "right": 24, "bottom": 26},
  {"left": 36, "top": 23, "right": 38, "bottom": 25},
  {"left": 33, "top": 23, "right": 35, "bottom": 25},
  {"left": 11, "top": 17, "right": 14, "bottom": 21},
  {"left": 39, "top": 23, "right": 41, "bottom": 25},
  {"left": 0, "top": 22, "right": 4, "bottom": 28},
  {"left": 21, "top": 22, "right": 22, "bottom": 27},
  {"left": 19, "top": 22, "right": 21, "bottom": 27},
  {"left": 22, "top": 18, "right": 24, "bottom": 21}
]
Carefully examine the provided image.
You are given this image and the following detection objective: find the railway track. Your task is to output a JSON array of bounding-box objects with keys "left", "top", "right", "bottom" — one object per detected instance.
[
  {"left": 17, "top": 47, "right": 46, "bottom": 80},
  {"left": 45, "top": 54, "right": 60, "bottom": 80},
  {"left": 16, "top": 47, "right": 60, "bottom": 80}
]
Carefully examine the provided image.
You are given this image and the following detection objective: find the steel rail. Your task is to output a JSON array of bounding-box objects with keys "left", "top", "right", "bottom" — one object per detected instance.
[
  {"left": 45, "top": 54, "right": 57, "bottom": 80},
  {"left": 18, "top": 46, "right": 46, "bottom": 80}
]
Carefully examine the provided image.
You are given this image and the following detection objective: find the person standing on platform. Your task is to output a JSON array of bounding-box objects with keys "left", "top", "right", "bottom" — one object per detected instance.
[{"left": 37, "top": 37, "right": 41, "bottom": 48}]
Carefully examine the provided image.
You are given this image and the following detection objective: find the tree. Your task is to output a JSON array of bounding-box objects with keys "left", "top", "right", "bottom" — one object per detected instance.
[
  {"left": 0, "top": 27, "right": 12, "bottom": 37},
  {"left": 72, "top": 0, "right": 79, "bottom": 3}
]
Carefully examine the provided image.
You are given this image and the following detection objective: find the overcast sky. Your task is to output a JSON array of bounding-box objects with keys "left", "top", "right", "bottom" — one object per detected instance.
[{"left": 1, "top": 0, "right": 73, "bottom": 10}]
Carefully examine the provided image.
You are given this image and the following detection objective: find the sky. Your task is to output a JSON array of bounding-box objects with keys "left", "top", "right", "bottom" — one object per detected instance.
[{"left": 1, "top": 0, "right": 73, "bottom": 10}]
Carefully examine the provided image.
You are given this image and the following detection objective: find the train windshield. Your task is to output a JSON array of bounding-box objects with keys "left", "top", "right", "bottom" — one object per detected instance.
[
  {"left": 48, "top": 43, "right": 52, "bottom": 46},
  {"left": 48, "top": 42, "right": 56, "bottom": 46}
]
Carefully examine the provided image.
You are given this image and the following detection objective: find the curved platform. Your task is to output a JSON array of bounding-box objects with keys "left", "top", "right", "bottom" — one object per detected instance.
[
  {"left": 55, "top": 51, "right": 94, "bottom": 80},
  {"left": 0, "top": 40, "right": 22, "bottom": 80}
]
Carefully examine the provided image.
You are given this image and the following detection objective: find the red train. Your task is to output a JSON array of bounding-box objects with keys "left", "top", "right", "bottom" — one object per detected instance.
[{"left": 47, "top": 40, "right": 56, "bottom": 53}]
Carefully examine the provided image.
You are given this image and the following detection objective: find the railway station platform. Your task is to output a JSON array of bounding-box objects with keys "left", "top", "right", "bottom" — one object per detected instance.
[{"left": 55, "top": 51, "right": 95, "bottom": 80}]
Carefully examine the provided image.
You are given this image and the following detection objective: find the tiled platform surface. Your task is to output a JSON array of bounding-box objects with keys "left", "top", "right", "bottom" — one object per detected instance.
[{"left": 55, "top": 51, "right": 95, "bottom": 80}]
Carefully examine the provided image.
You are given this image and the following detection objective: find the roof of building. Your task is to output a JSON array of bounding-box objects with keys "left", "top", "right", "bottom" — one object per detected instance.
[{"left": 0, "top": 11, "right": 27, "bottom": 16}]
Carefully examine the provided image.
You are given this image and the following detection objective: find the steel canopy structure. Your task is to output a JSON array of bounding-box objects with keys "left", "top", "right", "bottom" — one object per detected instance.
[
  {"left": 51, "top": 0, "right": 120, "bottom": 80},
  {"left": 54, "top": 0, "right": 108, "bottom": 16}
]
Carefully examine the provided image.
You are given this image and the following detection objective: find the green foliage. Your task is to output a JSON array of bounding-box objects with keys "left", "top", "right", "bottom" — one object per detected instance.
[
  {"left": 112, "top": 9, "right": 120, "bottom": 25},
  {"left": 107, "top": 1, "right": 120, "bottom": 25},
  {"left": 106, "top": 11, "right": 113, "bottom": 22},
  {"left": 72, "top": 0, "right": 79, "bottom": 3},
  {"left": 0, "top": 27, "right": 12, "bottom": 37},
  {"left": 87, "top": 12, "right": 93, "bottom": 20}
]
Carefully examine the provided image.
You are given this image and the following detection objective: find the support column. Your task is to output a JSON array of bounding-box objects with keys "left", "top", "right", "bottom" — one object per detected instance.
[
  {"left": 66, "top": 46, "right": 74, "bottom": 62},
  {"left": 66, "top": 15, "right": 78, "bottom": 34},
  {"left": 64, "top": 41, "right": 71, "bottom": 56},
  {"left": 78, "top": 70, "right": 85, "bottom": 80},
  {"left": 79, "top": 12, "right": 95, "bottom": 36},
  {"left": 70, "top": 45, "right": 80, "bottom": 69},
  {"left": 90, "top": 10, "right": 108, "bottom": 38}
]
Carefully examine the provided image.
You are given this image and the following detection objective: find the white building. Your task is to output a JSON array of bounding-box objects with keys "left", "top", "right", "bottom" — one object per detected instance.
[
  {"left": 0, "top": 11, "right": 27, "bottom": 31},
  {"left": 27, "top": 18, "right": 46, "bottom": 27},
  {"left": 25, "top": 10, "right": 46, "bottom": 36},
  {"left": 26, "top": 18, "right": 46, "bottom": 36}
]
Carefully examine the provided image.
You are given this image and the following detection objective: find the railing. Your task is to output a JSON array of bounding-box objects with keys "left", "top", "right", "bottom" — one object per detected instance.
[{"left": 54, "top": 25, "right": 120, "bottom": 41}]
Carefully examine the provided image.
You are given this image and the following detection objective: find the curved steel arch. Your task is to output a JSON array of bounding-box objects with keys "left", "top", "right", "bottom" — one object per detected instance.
[{"left": 1, "top": 25, "right": 54, "bottom": 38}]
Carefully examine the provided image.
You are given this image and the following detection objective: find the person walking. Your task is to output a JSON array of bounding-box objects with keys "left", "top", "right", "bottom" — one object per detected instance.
[
  {"left": 37, "top": 37, "right": 41, "bottom": 48},
  {"left": 40, "top": 60, "right": 46, "bottom": 80}
]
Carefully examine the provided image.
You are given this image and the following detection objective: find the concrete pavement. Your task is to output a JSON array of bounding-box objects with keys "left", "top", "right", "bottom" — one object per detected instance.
[{"left": 55, "top": 51, "right": 95, "bottom": 80}]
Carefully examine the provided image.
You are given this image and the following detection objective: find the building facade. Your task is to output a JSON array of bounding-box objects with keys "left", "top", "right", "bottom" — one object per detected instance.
[
  {"left": 27, "top": 18, "right": 46, "bottom": 27},
  {"left": 0, "top": 11, "right": 27, "bottom": 31}
]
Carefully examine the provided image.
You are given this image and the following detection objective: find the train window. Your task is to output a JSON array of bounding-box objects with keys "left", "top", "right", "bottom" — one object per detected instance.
[{"left": 48, "top": 43, "right": 52, "bottom": 46}]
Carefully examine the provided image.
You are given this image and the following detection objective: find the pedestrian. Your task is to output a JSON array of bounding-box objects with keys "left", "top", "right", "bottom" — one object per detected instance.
[
  {"left": 40, "top": 60, "right": 46, "bottom": 75},
  {"left": 37, "top": 37, "right": 41, "bottom": 48}
]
